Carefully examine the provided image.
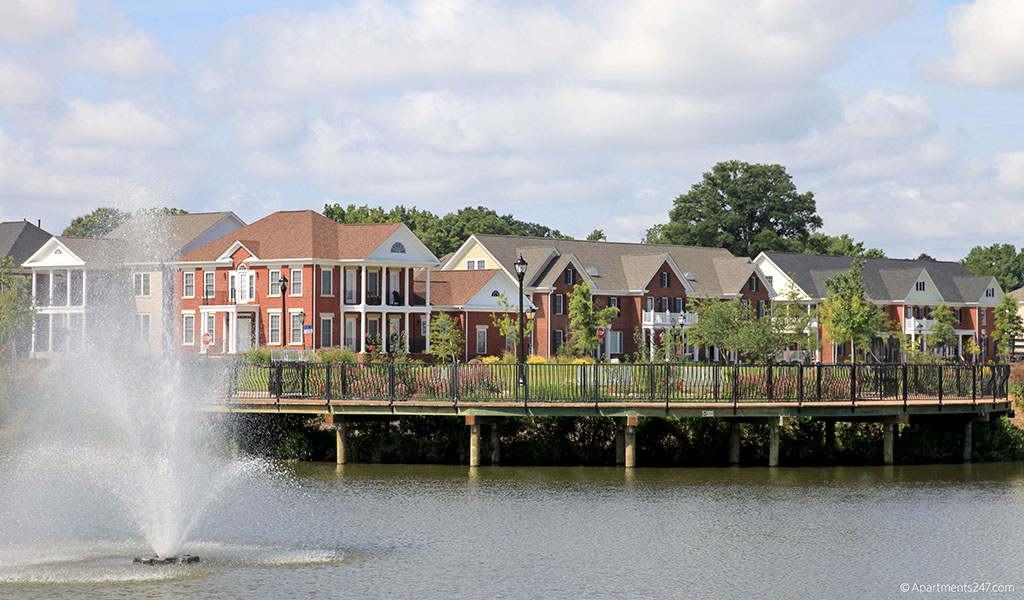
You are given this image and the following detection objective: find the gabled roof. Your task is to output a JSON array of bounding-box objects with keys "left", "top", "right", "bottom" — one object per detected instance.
[
  {"left": 51, "top": 236, "right": 125, "bottom": 267},
  {"left": 0, "top": 220, "right": 53, "bottom": 267},
  {"left": 414, "top": 269, "right": 501, "bottom": 307},
  {"left": 177, "top": 210, "right": 404, "bottom": 263},
  {"left": 761, "top": 252, "right": 996, "bottom": 303},
  {"left": 466, "top": 234, "right": 750, "bottom": 296},
  {"left": 105, "top": 211, "right": 245, "bottom": 263}
]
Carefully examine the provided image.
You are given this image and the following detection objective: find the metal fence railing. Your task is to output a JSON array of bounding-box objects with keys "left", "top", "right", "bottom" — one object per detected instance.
[{"left": 218, "top": 361, "right": 1010, "bottom": 409}]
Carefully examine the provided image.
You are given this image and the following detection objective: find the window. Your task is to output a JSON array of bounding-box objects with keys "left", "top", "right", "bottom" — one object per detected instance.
[
  {"left": 421, "top": 317, "right": 429, "bottom": 337},
  {"left": 924, "top": 306, "right": 932, "bottom": 319},
  {"left": 660, "top": 272, "right": 669, "bottom": 288},
  {"left": 749, "top": 277, "right": 759, "bottom": 292},
  {"left": 133, "top": 273, "right": 150, "bottom": 297},
  {"left": 135, "top": 313, "right": 150, "bottom": 341},
  {"left": 321, "top": 317, "right": 333, "bottom": 347},
  {"left": 986, "top": 287, "right": 995, "bottom": 298},
  {"left": 321, "top": 268, "right": 333, "bottom": 296},
  {"left": 646, "top": 297, "right": 654, "bottom": 312},
  {"left": 609, "top": 297, "right": 620, "bottom": 310},
  {"left": 553, "top": 330, "right": 565, "bottom": 354},
  {"left": 913, "top": 307, "right": 921, "bottom": 320},
  {"left": 766, "top": 275, "right": 773, "bottom": 286},
  {"left": 269, "top": 269, "right": 280, "bottom": 296},
  {"left": 837, "top": 342, "right": 846, "bottom": 356},
  {"left": 182, "top": 314, "right": 195, "bottom": 345},
  {"left": 290, "top": 268, "right": 303, "bottom": 296},
  {"left": 476, "top": 325, "right": 487, "bottom": 355},
  {"left": 565, "top": 269, "right": 575, "bottom": 285},
  {"left": 290, "top": 312, "right": 303, "bottom": 344},
  {"left": 954, "top": 308, "right": 962, "bottom": 323},
  {"left": 673, "top": 297, "right": 683, "bottom": 313},
  {"left": 390, "top": 242, "right": 406, "bottom": 253},
  {"left": 345, "top": 269, "right": 357, "bottom": 303},
  {"left": 982, "top": 309, "right": 988, "bottom": 327},
  {"left": 247, "top": 272, "right": 254, "bottom": 301},
  {"left": 183, "top": 272, "right": 195, "bottom": 298},
  {"left": 205, "top": 313, "right": 215, "bottom": 342},
  {"left": 916, "top": 281, "right": 926, "bottom": 292},
  {"left": 553, "top": 294, "right": 565, "bottom": 315},
  {"left": 609, "top": 330, "right": 623, "bottom": 355},
  {"left": 268, "top": 313, "right": 281, "bottom": 345},
  {"left": 368, "top": 270, "right": 380, "bottom": 298},
  {"left": 757, "top": 300, "right": 766, "bottom": 318},
  {"left": 476, "top": 260, "right": 485, "bottom": 269},
  {"left": 229, "top": 274, "right": 236, "bottom": 302},
  {"left": 466, "top": 260, "right": 476, "bottom": 270},
  {"left": 657, "top": 297, "right": 668, "bottom": 312},
  {"left": 204, "top": 272, "right": 215, "bottom": 298}
]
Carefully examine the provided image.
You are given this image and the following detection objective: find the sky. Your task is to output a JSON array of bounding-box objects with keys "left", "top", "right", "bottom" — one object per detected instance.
[{"left": 0, "top": 0, "right": 1022, "bottom": 261}]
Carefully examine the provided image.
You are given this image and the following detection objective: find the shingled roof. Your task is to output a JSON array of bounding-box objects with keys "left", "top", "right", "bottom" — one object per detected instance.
[
  {"left": 413, "top": 269, "right": 501, "bottom": 307},
  {"left": 762, "top": 252, "right": 996, "bottom": 303},
  {"left": 460, "top": 235, "right": 755, "bottom": 297},
  {"left": 106, "top": 211, "right": 240, "bottom": 260},
  {"left": 178, "top": 210, "right": 402, "bottom": 262},
  {"left": 0, "top": 221, "right": 52, "bottom": 268}
]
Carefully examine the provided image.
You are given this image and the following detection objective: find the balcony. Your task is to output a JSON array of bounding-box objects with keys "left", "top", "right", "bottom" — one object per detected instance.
[
  {"left": 642, "top": 311, "right": 698, "bottom": 327},
  {"left": 904, "top": 317, "right": 935, "bottom": 335}
]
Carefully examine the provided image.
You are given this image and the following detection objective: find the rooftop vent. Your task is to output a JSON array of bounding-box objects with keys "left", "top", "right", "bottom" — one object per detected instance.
[
  {"left": 684, "top": 272, "right": 696, "bottom": 281},
  {"left": 587, "top": 267, "right": 599, "bottom": 277}
]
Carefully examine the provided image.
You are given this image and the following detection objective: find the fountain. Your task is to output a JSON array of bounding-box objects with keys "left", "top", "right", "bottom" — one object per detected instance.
[{"left": 0, "top": 210, "right": 257, "bottom": 571}]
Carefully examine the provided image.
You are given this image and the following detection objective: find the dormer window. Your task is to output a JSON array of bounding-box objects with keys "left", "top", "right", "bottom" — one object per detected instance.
[
  {"left": 391, "top": 242, "right": 406, "bottom": 254},
  {"left": 916, "top": 281, "right": 925, "bottom": 292}
]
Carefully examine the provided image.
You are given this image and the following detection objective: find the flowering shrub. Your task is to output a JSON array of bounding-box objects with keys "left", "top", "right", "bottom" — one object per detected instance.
[
  {"left": 481, "top": 355, "right": 501, "bottom": 364},
  {"left": 526, "top": 355, "right": 547, "bottom": 364}
]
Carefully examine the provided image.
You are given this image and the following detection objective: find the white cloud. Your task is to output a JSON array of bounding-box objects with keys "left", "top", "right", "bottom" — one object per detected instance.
[
  {"left": 54, "top": 99, "right": 188, "bottom": 148},
  {"left": 929, "top": 0, "right": 1024, "bottom": 87},
  {"left": 0, "top": 56, "right": 50, "bottom": 104},
  {"left": 0, "top": 0, "right": 76, "bottom": 44},
  {"left": 64, "top": 27, "right": 177, "bottom": 78},
  {"left": 993, "top": 152, "right": 1024, "bottom": 187}
]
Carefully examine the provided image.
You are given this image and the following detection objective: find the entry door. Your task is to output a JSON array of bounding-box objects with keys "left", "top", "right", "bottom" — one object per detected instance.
[
  {"left": 345, "top": 317, "right": 357, "bottom": 349},
  {"left": 389, "top": 270, "right": 400, "bottom": 304},
  {"left": 389, "top": 317, "right": 401, "bottom": 352},
  {"left": 237, "top": 315, "right": 253, "bottom": 352}
]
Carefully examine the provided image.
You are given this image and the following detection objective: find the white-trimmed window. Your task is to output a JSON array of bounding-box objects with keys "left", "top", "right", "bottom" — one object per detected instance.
[
  {"left": 466, "top": 260, "right": 476, "bottom": 270},
  {"left": 269, "top": 269, "right": 281, "bottom": 296},
  {"left": 268, "top": 313, "right": 281, "bottom": 345},
  {"left": 421, "top": 317, "right": 429, "bottom": 337},
  {"left": 321, "top": 316, "right": 333, "bottom": 347},
  {"left": 183, "top": 272, "right": 194, "bottom": 298},
  {"left": 204, "top": 271, "right": 215, "bottom": 298},
  {"left": 660, "top": 272, "right": 669, "bottom": 288},
  {"left": 135, "top": 313, "right": 150, "bottom": 341},
  {"left": 609, "top": 297, "right": 620, "bottom": 311},
  {"left": 182, "top": 314, "right": 195, "bottom": 345},
  {"left": 565, "top": 269, "right": 575, "bottom": 285},
  {"left": 916, "top": 281, "right": 926, "bottom": 292},
  {"left": 757, "top": 300, "right": 766, "bottom": 318},
  {"left": 133, "top": 272, "right": 150, "bottom": 297},
  {"left": 205, "top": 313, "right": 215, "bottom": 343},
  {"left": 554, "top": 294, "right": 565, "bottom": 315},
  {"left": 982, "top": 309, "right": 988, "bottom": 326},
  {"left": 646, "top": 297, "right": 654, "bottom": 312},
  {"left": 476, "top": 325, "right": 487, "bottom": 355},
  {"left": 749, "top": 277, "right": 759, "bottom": 292},
  {"left": 290, "top": 312, "right": 303, "bottom": 344},
  {"left": 368, "top": 270, "right": 380, "bottom": 299},
  {"left": 673, "top": 297, "right": 683, "bottom": 313},
  {"left": 766, "top": 275, "right": 773, "bottom": 286},
  {"left": 553, "top": 330, "right": 565, "bottom": 354},
  {"left": 609, "top": 330, "right": 623, "bottom": 355},
  {"left": 986, "top": 287, "right": 995, "bottom": 298},
  {"left": 321, "top": 268, "right": 333, "bottom": 296},
  {"left": 290, "top": 268, "right": 303, "bottom": 296}
]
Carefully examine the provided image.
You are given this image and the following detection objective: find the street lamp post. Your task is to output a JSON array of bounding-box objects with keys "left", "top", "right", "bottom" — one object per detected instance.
[
  {"left": 279, "top": 275, "right": 289, "bottom": 345},
  {"left": 299, "top": 310, "right": 307, "bottom": 353},
  {"left": 514, "top": 255, "right": 528, "bottom": 386}
]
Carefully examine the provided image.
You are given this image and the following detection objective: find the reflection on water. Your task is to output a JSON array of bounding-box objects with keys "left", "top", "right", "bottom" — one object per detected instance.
[{"left": 3, "top": 461, "right": 1024, "bottom": 599}]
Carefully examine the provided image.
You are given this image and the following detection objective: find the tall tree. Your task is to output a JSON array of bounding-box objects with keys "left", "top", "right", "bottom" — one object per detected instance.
[
  {"left": 427, "top": 313, "right": 464, "bottom": 363},
  {"left": 992, "top": 294, "right": 1023, "bottom": 362},
  {"left": 928, "top": 304, "right": 958, "bottom": 358},
  {"left": 794, "top": 233, "right": 886, "bottom": 258},
  {"left": 0, "top": 256, "right": 34, "bottom": 362},
  {"left": 962, "top": 243, "right": 1024, "bottom": 292},
  {"left": 489, "top": 291, "right": 534, "bottom": 357},
  {"left": 819, "top": 257, "right": 892, "bottom": 362},
  {"left": 657, "top": 160, "right": 822, "bottom": 258},
  {"left": 566, "top": 281, "right": 618, "bottom": 357},
  {"left": 686, "top": 296, "right": 750, "bottom": 361},
  {"left": 586, "top": 229, "right": 606, "bottom": 241},
  {"left": 916, "top": 253, "right": 936, "bottom": 262},
  {"left": 63, "top": 207, "right": 131, "bottom": 238}
]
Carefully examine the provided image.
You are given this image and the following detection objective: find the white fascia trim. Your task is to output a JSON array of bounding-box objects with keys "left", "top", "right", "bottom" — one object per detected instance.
[
  {"left": 753, "top": 253, "right": 812, "bottom": 299},
  {"left": 446, "top": 235, "right": 516, "bottom": 280},
  {"left": 23, "top": 237, "right": 86, "bottom": 268},
  {"left": 216, "top": 240, "right": 260, "bottom": 262},
  {"left": 751, "top": 263, "right": 777, "bottom": 299},
  {"left": 174, "top": 260, "right": 232, "bottom": 269},
  {"left": 524, "top": 247, "right": 561, "bottom": 287},
  {"left": 660, "top": 254, "right": 696, "bottom": 294}
]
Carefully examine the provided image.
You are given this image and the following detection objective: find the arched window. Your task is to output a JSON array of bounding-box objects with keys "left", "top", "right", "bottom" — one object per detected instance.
[
  {"left": 390, "top": 242, "right": 406, "bottom": 254},
  {"left": 491, "top": 290, "right": 500, "bottom": 297}
]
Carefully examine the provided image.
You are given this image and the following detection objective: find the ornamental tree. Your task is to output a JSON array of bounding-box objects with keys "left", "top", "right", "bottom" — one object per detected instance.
[
  {"left": 428, "top": 313, "right": 464, "bottom": 363},
  {"left": 489, "top": 291, "right": 534, "bottom": 358},
  {"left": 992, "top": 294, "right": 1022, "bottom": 362},
  {"left": 567, "top": 281, "right": 618, "bottom": 357},
  {"left": 820, "top": 257, "right": 892, "bottom": 362}
]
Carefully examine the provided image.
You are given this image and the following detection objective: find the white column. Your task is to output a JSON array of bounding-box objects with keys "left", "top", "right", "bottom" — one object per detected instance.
[
  {"left": 958, "top": 335, "right": 963, "bottom": 358},
  {"left": 647, "top": 328, "right": 653, "bottom": 360},
  {"left": 361, "top": 265, "right": 368, "bottom": 305},
  {"left": 425, "top": 312, "right": 431, "bottom": 351},
  {"left": 31, "top": 270, "right": 37, "bottom": 306},
  {"left": 360, "top": 311, "right": 367, "bottom": 353},
  {"left": 65, "top": 269, "right": 70, "bottom": 306},
  {"left": 229, "top": 311, "right": 238, "bottom": 354},
  {"left": 404, "top": 312, "right": 410, "bottom": 353},
  {"left": 404, "top": 268, "right": 409, "bottom": 306},
  {"left": 47, "top": 313, "right": 53, "bottom": 352},
  {"left": 82, "top": 270, "right": 88, "bottom": 307},
  {"left": 48, "top": 269, "right": 53, "bottom": 307},
  {"left": 425, "top": 269, "right": 431, "bottom": 306}
]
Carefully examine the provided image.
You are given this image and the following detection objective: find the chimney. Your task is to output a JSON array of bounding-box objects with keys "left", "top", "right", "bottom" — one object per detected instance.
[{"left": 37, "top": 219, "right": 41, "bottom": 228}]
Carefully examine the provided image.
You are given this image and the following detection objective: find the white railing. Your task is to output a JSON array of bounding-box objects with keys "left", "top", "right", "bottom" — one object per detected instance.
[
  {"left": 904, "top": 317, "right": 935, "bottom": 335},
  {"left": 642, "top": 311, "right": 698, "bottom": 327}
]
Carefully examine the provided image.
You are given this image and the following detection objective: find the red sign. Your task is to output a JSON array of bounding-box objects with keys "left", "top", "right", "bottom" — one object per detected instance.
[
  {"left": 202, "top": 332, "right": 213, "bottom": 346},
  {"left": 596, "top": 326, "right": 606, "bottom": 340}
]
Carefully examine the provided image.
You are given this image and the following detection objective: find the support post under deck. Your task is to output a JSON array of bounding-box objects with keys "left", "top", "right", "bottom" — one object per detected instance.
[
  {"left": 963, "top": 421, "right": 972, "bottom": 462},
  {"left": 467, "top": 416, "right": 480, "bottom": 467},
  {"left": 615, "top": 417, "right": 626, "bottom": 466},
  {"left": 883, "top": 423, "right": 894, "bottom": 465},
  {"left": 624, "top": 415, "right": 637, "bottom": 468},
  {"left": 730, "top": 422, "right": 741, "bottom": 465},
  {"left": 490, "top": 423, "right": 501, "bottom": 465},
  {"left": 768, "top": 423, "right": 780, "bottom": 467}
]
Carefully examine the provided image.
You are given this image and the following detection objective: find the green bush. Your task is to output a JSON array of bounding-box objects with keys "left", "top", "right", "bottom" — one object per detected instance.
[
  {"left": 317, "top": 347, "right": 358, "bottom": 363},
  {"left": 247, "top": 346, "right": 271, "bottom": 364}
]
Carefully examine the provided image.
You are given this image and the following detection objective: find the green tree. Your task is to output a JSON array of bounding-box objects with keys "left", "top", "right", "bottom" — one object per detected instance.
[
  {"left": 992, "top": 294, "right": 1023, "bottom": 362},
  {"left": 772, "top": 287, "right": 822, "bottom": 361},
  {"left": 916, "top": 253, "right": 936, "bottom": 262},
  {"left": 928, "top": 304, "right": 958, "bottom": 359},
  {"left": 489, "top": 291, "right": 534, "bottom": 357},
  {"left": 586, "top": 229, "right": 606, "bottom": 241},
  {"left": 793, "top": 233, "right": 886, "bottom": 258},
  {"left": 686, "top": 296, "right": 750, "bottom": 361},
  {"left": 0, "top": 256, "right": 34, "bottom": 363},
  {"left": 567, "top": 281, "right": 618, "bottom": 357},
  {"left": 962, "top": 243, "right": 1024, "bottom": 292},
  {"left": 658, "top": 160, "right": 822, "bottom": 258},
  {"left": 323, "top": 203, "right": 567, "bottom": 257},
  {"left": 641, "top": 224, "right": 665, "bottom": 244},
  {"left": 427, "top": 313, "right": 464, "bottom": 363},
  {"left": 820, "top": 257, "right": 892, "bottom": 362},
  {"left": 63, "top": 207, "right": 131, "bottom": 238}
]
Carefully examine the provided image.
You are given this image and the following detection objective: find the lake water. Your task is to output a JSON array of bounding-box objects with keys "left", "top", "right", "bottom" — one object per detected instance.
[{"left": 2, "top": 461, "right": 1023, "bottom": 599}]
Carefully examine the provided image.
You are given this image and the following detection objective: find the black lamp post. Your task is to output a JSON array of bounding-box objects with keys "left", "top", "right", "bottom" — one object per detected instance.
[
  {"left": 279, "top": 275, "right": 288, "bottom": 345},
  {"left": 514, "top": 255, "right": 528, "bottom": 385},
  {"left": 299, "top": 310, "right": 307, "bottom": 353}
]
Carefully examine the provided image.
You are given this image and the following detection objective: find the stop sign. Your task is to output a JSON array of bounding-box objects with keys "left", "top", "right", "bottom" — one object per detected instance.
[
  {"left": 202, "top": 332, "right": 212, "bottom": 346},
  {"left": 596, "top": 326, "right": 606, "bottom": 340}
]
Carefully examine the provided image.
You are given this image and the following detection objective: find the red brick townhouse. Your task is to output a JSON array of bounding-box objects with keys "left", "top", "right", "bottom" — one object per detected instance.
[
  {"left": 754, "top": 252, "right": 1003, "bottom": 362},
  {"left": 174, "top": 210, "right": 440, "bottom": 355},
  {"left": 173, "top": 210, "right": 532, "bottom": 359},
  {"left": 442, "top": 235, "right": 773, "bottom": 361}
]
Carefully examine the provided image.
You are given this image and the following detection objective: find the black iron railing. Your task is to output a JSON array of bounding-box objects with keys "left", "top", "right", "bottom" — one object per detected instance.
[{"left": 223, "top": 362, "right": 1010, "bottom": 408}]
